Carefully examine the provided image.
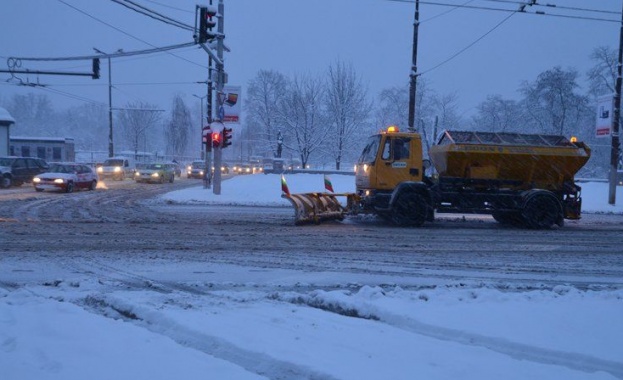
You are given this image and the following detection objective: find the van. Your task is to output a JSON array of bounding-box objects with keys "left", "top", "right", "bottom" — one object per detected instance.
[{"left": 96, "top": 157, "right": 135, "bottom": 181}]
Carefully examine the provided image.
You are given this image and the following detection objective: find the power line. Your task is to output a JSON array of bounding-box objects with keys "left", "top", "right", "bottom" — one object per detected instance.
[
  {"left": 482, "top": 0, "right": 619, "bottom": 15},
  {"left": 419, "top": 10, "right": 517, "bottom": 76},
  {"left": 109, "top": 0, "right": 193, "bottom": 31},
  {"left": 385, "top": 0, "right": 619, "bottom": 23},
  {"left": 56, "top": 0, "right": 206, "bottom": 68},
  {"left": 10, "top": 42, "right": 197, "bottom": 62}
]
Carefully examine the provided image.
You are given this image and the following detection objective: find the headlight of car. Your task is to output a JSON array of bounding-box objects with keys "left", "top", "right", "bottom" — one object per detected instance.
[
  {"left": 199, "top": 170, "right": 204, "bottom": 175},
  {"left": 33, "top": 177, "right": 41, "bottom": 183},
  {"left": 114, "top": 167, "right": 121, "bottom": 172},
  {"left": 97, "top": 167, "right": 103, "bottom": 173},
  {"left": 135, "top": 171, "right": 140, "bottom": 176},
  {"left": 54, "top": 178, "right": 65, "bottom": 184},
  {"left": 151, "top": 173, "right": 159, "bottom": 178}
]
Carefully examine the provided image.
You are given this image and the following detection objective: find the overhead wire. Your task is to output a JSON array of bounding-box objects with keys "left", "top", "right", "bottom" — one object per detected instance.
[
  {"left": 384, "top": 0, "right": 620, "bottom": 77},
  {"left": 385, "top": 0, "right": 619, "bottom": 22},
  {"left": 56, "top": 0, "right": 206, "bottom": 68},
  {"left": 109, "top": 0, "right": 194, "bottom": 31}
]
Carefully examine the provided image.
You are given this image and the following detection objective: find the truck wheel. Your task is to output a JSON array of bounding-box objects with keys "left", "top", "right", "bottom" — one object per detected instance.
[
  {"left": 523, "top": 194, "right": 561, "bottom": 229},
  {"left": 391, "top": 193, "right": 427, "bottom": 227}
]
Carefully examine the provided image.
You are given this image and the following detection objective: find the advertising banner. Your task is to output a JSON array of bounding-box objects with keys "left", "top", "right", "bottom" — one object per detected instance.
[
  {"left": 596, "top": 95, "right": 613, "bottom": 138},
  {"left": 221, "top": 85, "right": 241, "bottom": 124}
]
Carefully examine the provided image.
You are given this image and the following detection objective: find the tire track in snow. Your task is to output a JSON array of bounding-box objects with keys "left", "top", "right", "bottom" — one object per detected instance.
[
  {"left": 59, "top": 257, "right": 340, "bottom": 380},
  {"left": 281, "top": 293, "right": 623, "bottom": 379}
]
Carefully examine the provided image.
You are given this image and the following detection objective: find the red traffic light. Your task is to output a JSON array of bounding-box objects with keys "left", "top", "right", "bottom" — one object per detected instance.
[
  {"left": 198, "top": 6, "right": 217, "bottom": 43},
  {"left": 212, "top": 131, "right": 222, "bottom": 148}
]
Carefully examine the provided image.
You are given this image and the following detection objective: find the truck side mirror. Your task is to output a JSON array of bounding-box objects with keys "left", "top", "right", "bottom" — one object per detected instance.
[{"left": 423, "top": 159, "right": 431, "bottom": 170}]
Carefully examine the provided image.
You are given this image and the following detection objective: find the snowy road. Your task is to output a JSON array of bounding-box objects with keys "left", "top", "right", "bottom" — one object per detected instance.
[{"left": 1, "top": 178, "right": 622, "bottom": 379}]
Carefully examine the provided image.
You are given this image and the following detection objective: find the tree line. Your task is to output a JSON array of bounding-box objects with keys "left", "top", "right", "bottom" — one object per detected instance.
[{"left": 1, "top": 45, "right": 619, "bottom": 177}]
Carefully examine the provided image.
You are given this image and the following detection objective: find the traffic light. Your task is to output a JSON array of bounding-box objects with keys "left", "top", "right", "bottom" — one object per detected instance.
[
  {"left": 222, "top": 127, "right": 232, "bottom": 148},
  {"left": 92, "top": 58, "right": 100, "bottom": 79},
  {"left": 202, "top": 132, "right": 211, "bottom": 144},
  {"left": 212, "top": 131, "right": 222, "bottom": 148},
  {"left": 198, "top": 6, "right": 217, "bottom": 44}
]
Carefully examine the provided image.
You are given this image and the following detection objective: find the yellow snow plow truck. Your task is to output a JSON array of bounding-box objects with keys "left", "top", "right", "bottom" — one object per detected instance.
[{"left": 283, "top": 126, "right": 591, "bottom": 229}]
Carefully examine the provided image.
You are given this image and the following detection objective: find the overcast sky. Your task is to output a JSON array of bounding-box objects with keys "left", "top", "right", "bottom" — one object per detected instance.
[{"left": 1, "top": 0, "right": 620, "bottom": 120}]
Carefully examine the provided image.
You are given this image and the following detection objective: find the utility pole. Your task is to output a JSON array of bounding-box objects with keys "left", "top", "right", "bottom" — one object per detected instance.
[
  {"left": 609, "top": 3, "right": 623, "bottom": 205},
  {"left": 407, "top": 0, "right": 420, "bottom": 132},
  {"left": 93, "top": 48, "right": 122, "bottom": 158},
  {"left": 213, "top": 0, "right": 225, "bottom": 195}
]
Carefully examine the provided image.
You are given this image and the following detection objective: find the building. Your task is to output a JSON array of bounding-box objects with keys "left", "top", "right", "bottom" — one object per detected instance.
[
  {"left": 9, "top": 136, "right": 75, "bottom": 162},
  {"left": 0, "top": 107, "right": 15, "bottom": 156}
]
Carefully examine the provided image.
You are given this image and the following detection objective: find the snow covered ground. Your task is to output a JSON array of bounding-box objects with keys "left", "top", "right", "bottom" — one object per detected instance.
[{"left": 1, "top": 174, "right": 622, "bottom": 380}]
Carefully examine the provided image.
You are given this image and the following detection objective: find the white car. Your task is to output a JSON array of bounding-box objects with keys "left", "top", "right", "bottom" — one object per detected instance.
[{"left": 33, "top": 163, "right": 98, "bottom": 193}]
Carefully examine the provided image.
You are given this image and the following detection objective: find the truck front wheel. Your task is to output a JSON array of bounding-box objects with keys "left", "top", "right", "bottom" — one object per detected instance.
[
  {"left": 522, "top": 194, "right": 562, "bottom": 229},
  {"left": 391, "top": 193, "right": 427, "bottom": 227}
]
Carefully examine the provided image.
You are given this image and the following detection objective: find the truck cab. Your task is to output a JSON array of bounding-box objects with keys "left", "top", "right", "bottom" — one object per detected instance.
[{"left": 355, "top": 126, "right": 426, "bottom": 213}]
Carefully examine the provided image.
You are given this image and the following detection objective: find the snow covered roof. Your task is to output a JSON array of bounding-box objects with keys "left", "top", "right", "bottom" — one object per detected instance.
[{"left": 0, "top": 107, "right": 15, "bottom": 124}]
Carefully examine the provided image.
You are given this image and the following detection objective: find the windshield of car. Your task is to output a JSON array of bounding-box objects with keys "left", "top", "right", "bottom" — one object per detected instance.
[
  {"left": 192, "top": 162, "right": 203, "bottom": 168},
  {"left": 103, "top": 159, "right": 124, "bottom": 166},
  {"left": 49, "top": 164, "right": 75, "bottom": 173},
  {"left": 147, "top": 164, "right": 164, "bottom": 170}
]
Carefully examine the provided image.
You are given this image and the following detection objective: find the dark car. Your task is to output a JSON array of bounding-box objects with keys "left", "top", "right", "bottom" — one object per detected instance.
[{"left": 0, "top": 156, "right": 49, "bottom": 188}]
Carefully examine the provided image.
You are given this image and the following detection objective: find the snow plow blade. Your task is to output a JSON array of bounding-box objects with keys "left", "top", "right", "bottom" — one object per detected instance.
[{"left": 282, "top": 193, "right": 356, "bottom": 225}]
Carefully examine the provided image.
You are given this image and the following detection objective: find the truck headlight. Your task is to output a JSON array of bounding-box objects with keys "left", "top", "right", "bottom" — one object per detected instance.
[{"left": 114, "top": 167, "right": 121, "bottom": 172}]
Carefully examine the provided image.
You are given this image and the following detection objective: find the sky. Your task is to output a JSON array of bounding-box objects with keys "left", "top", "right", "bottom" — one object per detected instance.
[
  {"left": 1, "top": 0, "right": 621, "bottom": 122},
  {"left": 1, "top": 174, "right": 622, "bottom": 380}
]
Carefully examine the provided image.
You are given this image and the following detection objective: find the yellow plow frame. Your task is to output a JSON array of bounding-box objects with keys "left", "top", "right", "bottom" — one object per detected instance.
[{"left": 282, "top": 192, "right": 359, "bottom": 225}]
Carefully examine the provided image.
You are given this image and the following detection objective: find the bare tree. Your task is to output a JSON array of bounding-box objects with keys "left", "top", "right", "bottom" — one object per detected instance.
[
  {"left": 117, "top": 101, "right": 162, "bottom": 159},
  {"left": 3, "top": 93, "right": 57, "bottom": 136},
  {"left": 520, "top": 66, "right": 589, "bottom": 135},
  {"left": 587, "top": 45, "right": 617, "bottom": 98},
  {"left": 432, "top": 92, "right": 461, "bottom": 131},
  {"left": 245, "top": 70, "right": 288, "bottom": 158},
  {"left": 471, "top": 94, "right": 522, "bottom": 133},
  {"left": 324, "top": 60, "right": 371, "bottom": 170},
  {"left": 279, "top": 74, "right": 329, "bottom": 168},
  {"left": 62, "top": 103, "right": 108, "bottom": 150},
  {"left": 164, "top": 95, "right": 192, "bottom": 159}
]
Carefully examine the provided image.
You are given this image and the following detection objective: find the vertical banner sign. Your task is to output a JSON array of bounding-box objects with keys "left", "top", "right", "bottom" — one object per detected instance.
[
  {"left": 596, "top": 95, "right": 613, "bottom": 138},
  {"left": 222, "top": 85, "right": 241, "bottom": 124}
]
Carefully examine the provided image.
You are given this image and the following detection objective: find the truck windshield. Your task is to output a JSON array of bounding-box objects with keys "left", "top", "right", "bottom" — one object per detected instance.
[{"left": 358, "top": 135, "right": 381, "bottom": 164}]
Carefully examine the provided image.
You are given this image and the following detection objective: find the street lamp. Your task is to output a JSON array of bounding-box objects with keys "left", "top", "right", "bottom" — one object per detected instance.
[{"left": 93, "top": 48, "right": 122, "bottom": 158}]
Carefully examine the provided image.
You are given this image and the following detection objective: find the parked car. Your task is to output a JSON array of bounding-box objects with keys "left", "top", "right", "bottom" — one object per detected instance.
[
  {"left": 134, "top": 163, "right": 175, "bottom": 184},
  {"left": 32, "top": 163, "right": 97, "bottom": 193},
  {"left": 0, "top": 156, "right": 49, "bottom": 188},
  {"left": 187, "top": 160, "right": 206, "bottom": 179}
]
